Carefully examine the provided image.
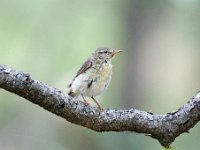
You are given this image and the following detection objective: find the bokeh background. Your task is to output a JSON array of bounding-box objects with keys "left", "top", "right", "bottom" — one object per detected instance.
[{"left": 0, "top": 0, "right": 200, "bottom": 149}]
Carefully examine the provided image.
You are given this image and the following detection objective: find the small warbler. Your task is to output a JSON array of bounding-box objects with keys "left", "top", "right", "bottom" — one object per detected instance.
[{"left": 68, "top": 48, "right": 122, "bottom": 109}]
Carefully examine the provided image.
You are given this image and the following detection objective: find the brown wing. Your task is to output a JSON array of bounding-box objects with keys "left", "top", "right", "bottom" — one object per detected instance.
[
  {"left": 68, "top": 59, "right": 92, "bottom": 87},
  {"left": 75, "top": 59, "right": 93, "bottom": 77}
]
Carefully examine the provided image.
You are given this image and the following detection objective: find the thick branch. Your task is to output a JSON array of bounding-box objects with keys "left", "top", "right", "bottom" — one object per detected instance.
[{"left": 0, "top": 65, "right": 200, "bottom": 147}]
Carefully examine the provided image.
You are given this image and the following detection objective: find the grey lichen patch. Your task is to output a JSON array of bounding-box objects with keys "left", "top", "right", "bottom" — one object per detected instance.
[{"left": 194, "top": 91, "right": 200, "bottom": 99}]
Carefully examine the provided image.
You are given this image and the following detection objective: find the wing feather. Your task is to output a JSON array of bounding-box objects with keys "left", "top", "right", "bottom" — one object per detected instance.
[
  {"left": 68, "top": 59, "right": 92, "bottom": 87},
  {"left": 75, "top": 59, "right": 92, "bottom": 77}
]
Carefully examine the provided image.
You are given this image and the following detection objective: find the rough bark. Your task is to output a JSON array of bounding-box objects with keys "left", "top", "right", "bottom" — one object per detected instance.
[{"left": 0, "top": 65, "right": 200, "bottom": 147}]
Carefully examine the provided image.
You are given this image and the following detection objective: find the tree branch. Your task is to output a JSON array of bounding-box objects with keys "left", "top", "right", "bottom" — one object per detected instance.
[{"left": 0, "top": 65, "right": 200, "bottom": 147}]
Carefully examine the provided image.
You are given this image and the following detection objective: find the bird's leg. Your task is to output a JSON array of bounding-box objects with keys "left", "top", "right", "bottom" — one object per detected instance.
[
  {"left": 81, "top": 94, "right": 90, "bottom": 106},
  {"left": 91, "top": 96, "right": 102, "bottom": 110}
]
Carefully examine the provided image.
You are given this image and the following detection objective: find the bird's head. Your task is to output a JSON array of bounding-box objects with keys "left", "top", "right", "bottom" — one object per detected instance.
[{"left": 93, "top": 47, "right": 122, "bottom": 63}]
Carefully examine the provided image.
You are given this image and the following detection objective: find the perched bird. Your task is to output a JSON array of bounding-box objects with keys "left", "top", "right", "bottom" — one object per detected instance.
[{"left": 68, "top": 47, "right": 122, "bottom": 109}]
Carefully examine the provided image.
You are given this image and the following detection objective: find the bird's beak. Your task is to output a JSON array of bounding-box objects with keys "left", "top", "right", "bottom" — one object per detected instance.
[{"left": 111, "top": 50, "right": 122, "bottom": 57}]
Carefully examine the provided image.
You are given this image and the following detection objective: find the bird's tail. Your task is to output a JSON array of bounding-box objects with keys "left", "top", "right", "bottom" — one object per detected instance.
[{"left": 67, "top": 88, "right": 77, "bottom": 98}]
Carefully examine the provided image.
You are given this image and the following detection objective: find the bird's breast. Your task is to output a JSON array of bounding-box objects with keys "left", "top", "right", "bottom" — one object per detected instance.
[
  {"left": 98, "top": 63, "right": 112, "bottom": 81},
  {"left": 87, "top": 62, "right": 112, "bottom": 96}
]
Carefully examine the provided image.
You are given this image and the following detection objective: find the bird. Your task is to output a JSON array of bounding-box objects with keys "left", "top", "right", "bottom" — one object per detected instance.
[{"left": 67, "top": 47, "right": 122, "bottom": 110}]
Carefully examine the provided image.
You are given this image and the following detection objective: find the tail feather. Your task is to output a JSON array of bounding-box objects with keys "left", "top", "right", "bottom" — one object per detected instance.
[
  {"left": 68, "top": 83, "right": 72, "bottom": 88},
  {"left": 68, "top": 89, "right": 76, "bottom": 98}
]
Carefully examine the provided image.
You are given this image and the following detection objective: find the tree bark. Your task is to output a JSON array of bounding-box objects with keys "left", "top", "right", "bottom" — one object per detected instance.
[{"left": 0, "top": 65, "right": 200, "bottom": 147}]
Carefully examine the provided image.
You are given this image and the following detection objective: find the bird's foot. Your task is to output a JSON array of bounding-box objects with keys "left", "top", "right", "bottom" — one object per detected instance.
[
  {"left": 97, "top": 106, "right": 103, "bottom": 111},
  {"left": 84, "top": 101, "right": 90, "bottom": 106}
]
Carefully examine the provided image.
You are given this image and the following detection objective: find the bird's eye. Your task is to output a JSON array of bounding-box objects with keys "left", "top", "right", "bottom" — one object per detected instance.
[{"left": 98, "top": 51, "right": 108, "bottom": 54}]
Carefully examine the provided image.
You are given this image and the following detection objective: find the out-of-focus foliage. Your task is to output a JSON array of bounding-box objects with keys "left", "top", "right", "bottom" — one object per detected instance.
[{"left": 0, "top": 0, "right": 200, "bottom": 150}]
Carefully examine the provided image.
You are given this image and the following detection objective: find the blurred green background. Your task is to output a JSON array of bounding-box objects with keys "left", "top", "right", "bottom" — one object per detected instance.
[{"left": 0, "top": 0, "right": 200, "bottom": 149}]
